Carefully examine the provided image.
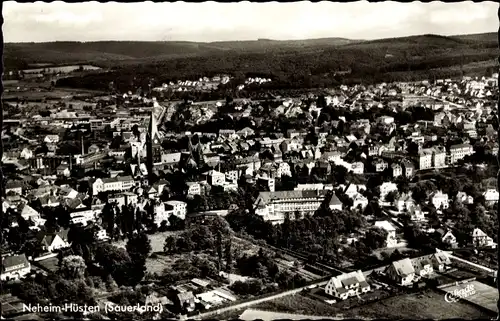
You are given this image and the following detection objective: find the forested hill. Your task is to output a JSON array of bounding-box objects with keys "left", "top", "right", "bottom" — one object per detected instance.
[{"left": 4, "top": 37, "right": 360, "bottom": 70}]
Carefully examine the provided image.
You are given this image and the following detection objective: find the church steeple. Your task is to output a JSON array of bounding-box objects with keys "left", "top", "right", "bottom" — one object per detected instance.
[{"left": 146, "top": 109, "right": 160, "bottom": 184}]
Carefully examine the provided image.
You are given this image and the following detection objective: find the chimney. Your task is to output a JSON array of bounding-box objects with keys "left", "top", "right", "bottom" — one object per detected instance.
[{"left": 81, "top": 135, "right": 85, "bottom": 155}]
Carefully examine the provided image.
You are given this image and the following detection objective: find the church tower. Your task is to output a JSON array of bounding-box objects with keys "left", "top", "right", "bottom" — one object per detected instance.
[{"left": 146, "top": 110, "right": 161, "bottom": 184}]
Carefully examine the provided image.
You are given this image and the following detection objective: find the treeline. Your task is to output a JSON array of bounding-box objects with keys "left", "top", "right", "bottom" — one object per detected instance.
[{"left": 55, "top": 41, "right": 497, "bottom": 93}]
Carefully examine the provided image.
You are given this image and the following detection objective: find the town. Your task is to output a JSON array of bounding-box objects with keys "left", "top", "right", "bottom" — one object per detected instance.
[{"left": 0, "top": 58, "right": 499, "bottom": 320}]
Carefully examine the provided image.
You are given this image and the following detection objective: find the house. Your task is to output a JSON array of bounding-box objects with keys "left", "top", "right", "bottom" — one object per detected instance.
[
  {"left": 237, "top": 127, "right": 255, "bottom": 138},
  {"left": 394, "top": 193, "right": 415, "bottom": 212},
  {"left": 391, "top": 163, "right": 402, "bottom": 178},
  {"left": 401, "top": 160, "right": 415, "bottom": 178},
  {"left": 352, "top": 194, "right": 369, "bottom": 210},
  {"left": 408, "top": 204, "right": 425, "bottom": 222},
  {"left": 206, "top": 170, "right": 225, "bottom": 186},
  {"left": 329, "top": 194, "right": 343, "bottom": 211},
  {"left": 5, "top": 181, "right": 23, "bottom": 195},
  {"left": 186, "top": 182, "right": 202, "bottom": 196},
  {"left": 411, "top": 257, "right": 433, "bottom": 277},
  {"left": 450, "top": 144, "right": 474, "bottom": 164},
  {"left": 483, "top": 189, "right": 499, "bottom": 205},
  {"left": 472, "top": 228, "right": 496, "bottom": 248},
  {"left": 385, "top": 258, "right": 416, "bottom": 286},
  {"left": 56, "top": 163, "right": 71, "bottom": 177},
  {"left": 324, "top": 270, "right": 370, "bottom": 300},
  {"left": 374, "top": 221, "right": 398, "bottom": 248},
  {"left": 175, "top": 291, "right": 195, "bottom": 312},
  {"left": 379, "top": 182, "right": 398, "bottom": 200},
  {"left": 456, "top": 191, "right": 474, "bottom": 205},
  {"left": 431, "top": 191, "right": 449, "bottom": 210},
  {"left": 441, "top": 230, "right": 458, "bottom": 248},
  {"left": 38, "top": 229, "right": 71, "bottom": 252},
  {"left": 1, "top": 254, "right": 31, "bottom": 281},
  {"left": 165, "top": 200, "right": 187, "bottom": 219},
  {"left": 95, "top": 229, "right": 110, "bottom": 241},
  {"left": 430, "top": 251, "right": 452, "bottom": 272}
]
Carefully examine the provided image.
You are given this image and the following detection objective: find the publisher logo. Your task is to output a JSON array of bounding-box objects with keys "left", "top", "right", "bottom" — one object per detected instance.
[{"left": 445, "top": 284, "right": 476, "bottom": 303}]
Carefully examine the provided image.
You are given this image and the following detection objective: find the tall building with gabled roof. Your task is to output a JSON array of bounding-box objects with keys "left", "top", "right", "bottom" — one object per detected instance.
[{"left": 146, "top": 110, "right": 162, "bottom": 184}]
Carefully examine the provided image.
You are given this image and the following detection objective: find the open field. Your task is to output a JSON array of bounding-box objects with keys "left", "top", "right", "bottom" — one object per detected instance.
[
  {"left": 441, "top": 280, "right": 498, "bottom": 313},
  {"left": 253, "top": 289, "right": 493, "bottom": 320},
  {"left": 341, "top": 289, "right": 494, "bottom": 319},
  {"left": 255, "top": 293, "right": 342, "bottom": 316},
  {"left": 112, "top": 230, "right": 182, "bottom": 253}
]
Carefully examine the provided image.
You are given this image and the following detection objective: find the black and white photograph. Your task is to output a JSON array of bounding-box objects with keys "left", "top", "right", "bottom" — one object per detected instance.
[{"left": 0, "top": 1, "right": 499, "bottom": 320}]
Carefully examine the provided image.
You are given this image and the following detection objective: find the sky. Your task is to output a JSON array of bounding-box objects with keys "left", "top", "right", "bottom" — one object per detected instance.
[{"left": 3, "top": 1, "right": 499, "bottom": 43}]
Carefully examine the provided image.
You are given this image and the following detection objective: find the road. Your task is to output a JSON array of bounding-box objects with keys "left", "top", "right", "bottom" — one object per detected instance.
[{"left": 186, "top": 279, "right": 330, "bottom": 320}]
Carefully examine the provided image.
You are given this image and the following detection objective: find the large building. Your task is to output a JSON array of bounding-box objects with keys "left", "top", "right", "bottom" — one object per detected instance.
[
  {"left": 254, "top": 190, "right": 330, "bottom": 224},
  {"left": 449, "top": 144, "right": 474, "bottom": 164}
]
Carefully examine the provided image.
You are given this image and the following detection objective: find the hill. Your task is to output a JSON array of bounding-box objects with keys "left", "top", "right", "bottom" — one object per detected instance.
[{"left": 3, "top": 38, "right": 360, "bottom": 70}]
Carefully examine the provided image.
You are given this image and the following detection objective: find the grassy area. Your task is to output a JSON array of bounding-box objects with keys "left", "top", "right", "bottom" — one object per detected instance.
[
  {"left": 341, "top": 289, "right": 494, "bottom": 320},
  {"left": 253, "top": 289, "right": 493, "bottom": 320},
  {"left": 112, "top": 230, "right": 182, "bottom": 253},
  {"left": 255, "top": 293, "right": 341, "bottom": 316}
]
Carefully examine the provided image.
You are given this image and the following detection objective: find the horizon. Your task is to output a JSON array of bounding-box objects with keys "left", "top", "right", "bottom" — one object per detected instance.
[
  {"left": 3, "top": 1, "right": 498, "bottom": 43},
  {"left": 3, "top": 31, "right": 497, "bottom": 45}
]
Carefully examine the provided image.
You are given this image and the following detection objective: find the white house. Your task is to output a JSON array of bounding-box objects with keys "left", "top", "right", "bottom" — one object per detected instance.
[
  {"left": 165, "top": 200, "right": 187, "bottom": 220},
  {"left": 441, "top": 230, "right": 458, "bottom": 248},
  {"left": 411, "top": 257, "right": 433, "bottom": 277},
  {"left": 38, "top": 229, "right": 71, "bottom": 252},
  {"left": 1, "top": 254, "right": 31, "bottom": 281},
  {"left": 472, "top": 228, "right": 496, "bottom": 248},
  {"left": 431, "top": 191, "right": 449, "bottom": 210},
  {"left": 379, "top": 182, "right": 398, "bottom": 200},
  {"left": 186, "top": 182, "right": 202, "bottom": 196},
  {"left": 430, "top": 251, "right": 452, "bottom": 272},
  {"left": 385, "top": 258, "right": 415, "bottom": 286},
  {"left": 483, "top": 189, "right": 499, "bottom": 205},
  {"left": 324, "top": 270, "right": 370, "bottom": 300},
  {"left": 352, "top": 194, "right": 369, "bottom": 210},
  {"left": 374, "top": 221, "right": 398, "bottom": 248}
]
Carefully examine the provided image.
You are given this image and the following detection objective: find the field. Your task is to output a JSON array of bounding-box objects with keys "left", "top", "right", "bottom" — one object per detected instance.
[
  {"left": 252, "top": 289, "right": 493, "bottom": 320},
  {"left": 341, "top": 289, "right": 494, "bottom": 319},
  {"left": 113, "top": 230, "right": 181, "bottom": 253},
  {"left": 255, "top": 293, "right": 342, "bottom": 316},
  {"left": 441, "top": 280, "right": 498, "bottom": 313}
]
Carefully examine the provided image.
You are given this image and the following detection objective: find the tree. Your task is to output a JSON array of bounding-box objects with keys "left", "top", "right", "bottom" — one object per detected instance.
[
  {"left": 126, "top": 232, "right": 152, "bottom": 263},
  {"left": 225, "top": 240, "right": 233, "bottom": 272},
  {"left": 59, "top": 255, "right": 87, "bottom": 279}
]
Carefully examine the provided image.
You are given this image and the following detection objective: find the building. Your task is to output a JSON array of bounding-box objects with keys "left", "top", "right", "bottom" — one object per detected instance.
[
  {"left": 329, "top": 194, "right": 343, "bottom": 211},
  {"left": 165, "top": 200, "right": 187, "bottom": 219},
  {"left": 401, "top": 160, "right": 415, "bottom": 178},
  {"left": 431, "top": 191, "right": 449, "bottom": 210},
  {"left": 411, "top": 257, "right": 433, "bottom": 277},
  {"left": 206, "top": 170, "right": 226, "bottom": 186},
  {"left": 432, "top": 146, "right": 447, "bottom": 168},
  {"left": 391, "top": 163, "right": 402, "bottom": 178},
  {"left": 374, "top": 221, "right": 398, "bottom": 248},
  {"left": 91, "top": 176, "right": 135, "bottom": 195},
  {"left": 146, "top": 110, "right": 162, "bottom": 183},
  {"left": 37, "top": 229, "right": 71, "bottom": 252},
  {"left": 441, "top": 230, "right": 458, "bottom": 248},
  {"left": 254, "top": 190, "right": 329, "bottom": 224},
  {"left": 324, "top": 270, "right": 370, "bottom": 300},
  {"left": 449, "top": 144, "right": 474, "bottom": 164},
  {"left": 1, "top": 254, "right": 31, "bottom": 281},
  {"left": 483, "top": 189, "right": 499, "bottom": 205},
  {"left": 430, "top": 251, "right": 452, "bottom": 272},
  {"left": 385, "top": 258, "right": 416, "bottom": 286},
  {"left": 472, "top": 228, "right": 496, "bottom": 248},
  {"left": 418, "top": 149, "right": 433, "bottom": 170},
  {"left": 186, "top": 182, "right": 202, "bottom": 196}
]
